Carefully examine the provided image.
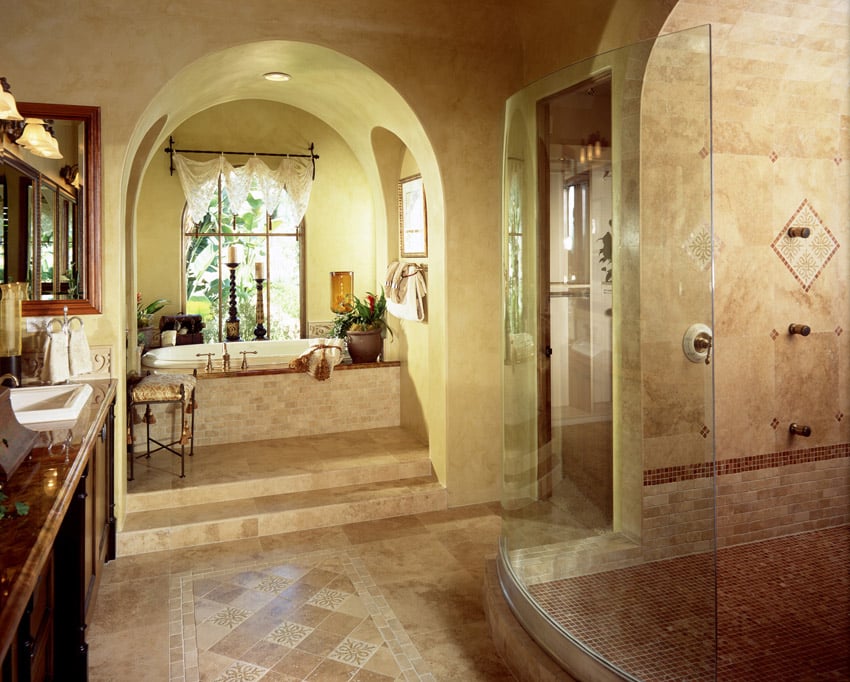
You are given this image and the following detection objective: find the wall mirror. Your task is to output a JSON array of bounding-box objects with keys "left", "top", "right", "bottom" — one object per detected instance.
[{"left": 0, "top": 102, "right": 101, "bottom": 316}]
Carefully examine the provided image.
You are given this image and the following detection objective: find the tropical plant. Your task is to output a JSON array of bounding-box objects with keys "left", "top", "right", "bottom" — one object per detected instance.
[
  {"left": 328, "top": 288, "right": 393, "bottom": 339},
  {"left": 137, "top": 293, "right": 168, "bottom": 327}
]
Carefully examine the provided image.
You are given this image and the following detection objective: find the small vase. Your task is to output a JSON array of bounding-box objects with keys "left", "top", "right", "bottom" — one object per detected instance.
[{"left": 346, "top": 329, "right": 383, "bottom": 363}]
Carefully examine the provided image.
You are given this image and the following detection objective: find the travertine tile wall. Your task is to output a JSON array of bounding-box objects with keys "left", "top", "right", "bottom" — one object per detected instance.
[
  {"left": 648, "top": 0, "right": 850, "bottom": 549},
  {"left": 130, "top": 366, "right": 400, "bottom": 450}
]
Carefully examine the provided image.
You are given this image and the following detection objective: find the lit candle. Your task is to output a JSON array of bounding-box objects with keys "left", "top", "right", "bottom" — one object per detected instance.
[
  {"left": 255, "top": 260, "right": 265, "bottom": 279},
  {"left": 227, "top": 244, "right": 240, "bottom": 264}
]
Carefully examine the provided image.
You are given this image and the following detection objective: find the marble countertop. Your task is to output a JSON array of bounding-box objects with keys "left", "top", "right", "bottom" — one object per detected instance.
[{"left": 0, "top": 378, "right": 115, "bottom": 663}]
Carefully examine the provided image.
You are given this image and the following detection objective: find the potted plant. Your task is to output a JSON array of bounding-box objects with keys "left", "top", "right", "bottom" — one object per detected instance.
[
  {"left": 137, "top": 293, "right": 169, "bottom": 350},
  {"left": 328, "top": 288, "right": 393, "bottom": 363}
]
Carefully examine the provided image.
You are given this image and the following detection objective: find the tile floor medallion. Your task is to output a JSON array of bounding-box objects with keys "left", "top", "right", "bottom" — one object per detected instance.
[
  {"left": 172, "top": 548, "right": 434, "bottom": 682},
  {"left": 771, "top": 198, "right": 839, "bottom": 291}
]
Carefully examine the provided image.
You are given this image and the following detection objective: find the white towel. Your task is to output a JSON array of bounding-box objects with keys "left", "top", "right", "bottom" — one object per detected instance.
[
  {"left": 69, "top": 324, "right": 93, "bottom": 376},
  {"left": 41, "top": 330, "right": 70, "bottom": 384},
  {"left": 386, "top": 264, "right": 427, "bottom": 321}
]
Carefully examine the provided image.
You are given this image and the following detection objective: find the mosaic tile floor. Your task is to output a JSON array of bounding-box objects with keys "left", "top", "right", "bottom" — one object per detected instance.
[{"left": 529, "top": 526, "right": 850, "bottom": 681}]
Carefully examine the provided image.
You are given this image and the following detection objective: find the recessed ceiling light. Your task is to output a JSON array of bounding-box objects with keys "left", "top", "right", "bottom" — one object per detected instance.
[{"left": 263, "top": 72, "right": 292, "bottom": 82}]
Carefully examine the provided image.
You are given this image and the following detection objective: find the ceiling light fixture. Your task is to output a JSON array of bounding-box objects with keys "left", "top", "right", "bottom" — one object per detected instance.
[{"left": 263, "top": 71, "right": 292, "bottom": 82}]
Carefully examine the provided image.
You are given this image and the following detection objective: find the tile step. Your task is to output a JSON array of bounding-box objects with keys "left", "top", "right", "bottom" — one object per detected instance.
[
  {"left": 125, "top": 456, "right": 433, "bottom": 513},
  {"left": 117, "top": 475, "right": 447, "bottom": 555}
]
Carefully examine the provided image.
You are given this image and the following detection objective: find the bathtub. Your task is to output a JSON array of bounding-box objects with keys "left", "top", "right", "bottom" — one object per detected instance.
[{"left": 141, "top": 339, "right": 321, "bottom": 371}]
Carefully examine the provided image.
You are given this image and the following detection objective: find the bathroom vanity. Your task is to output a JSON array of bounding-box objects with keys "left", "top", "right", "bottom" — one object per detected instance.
[{"left": 0, "top": 379, "right": 115, "bottom": 682}]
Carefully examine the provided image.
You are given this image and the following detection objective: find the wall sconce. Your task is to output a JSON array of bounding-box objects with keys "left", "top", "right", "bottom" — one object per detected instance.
[
  {"left": 16, "top": 118, "right": 63, "bottom": 159},
  {"left": 330, "top": 271, "right": 353, "bottom": 313},
  {"left": 0, "top": 77, "right": 23, "bottom": 121},
  {"left": 61, "top": 164, "right": 81, "bottom": 188}
]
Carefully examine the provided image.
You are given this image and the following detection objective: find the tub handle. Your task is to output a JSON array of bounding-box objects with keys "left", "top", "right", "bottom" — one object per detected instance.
[
  {"left": 196, "top": 352, "right": 216, "bottom": 372},
  {"left": 239, "top": 350, "right": 258, "bottom": 370}
]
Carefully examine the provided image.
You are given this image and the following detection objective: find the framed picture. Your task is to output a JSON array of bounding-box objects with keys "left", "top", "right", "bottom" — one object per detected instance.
[{"left": 398, "top": 174, "right": 427, "bottom": 258}]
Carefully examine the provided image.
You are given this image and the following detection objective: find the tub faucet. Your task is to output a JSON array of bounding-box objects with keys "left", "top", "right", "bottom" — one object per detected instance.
[
  {"left": 196, "top": 352, "right": 216, "bottom": 372},
  {"left": 239, "top": 350, "right": 258, "bottom": 370},
  {"left": 0, "top": 373, "right": 19, "bottom": 387},
  {"left": 222, "top": 343, "right": 231, "bottom": 371}
]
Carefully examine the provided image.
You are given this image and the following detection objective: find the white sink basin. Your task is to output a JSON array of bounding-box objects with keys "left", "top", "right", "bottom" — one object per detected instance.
[{"left": 9, "top": 383, "right": 94, "bottom": 430}]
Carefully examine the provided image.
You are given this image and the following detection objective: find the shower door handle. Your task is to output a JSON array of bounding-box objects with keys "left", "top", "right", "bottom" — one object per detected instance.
[{"left": 544, "top": 346, "right": 553, "bottom": 357}]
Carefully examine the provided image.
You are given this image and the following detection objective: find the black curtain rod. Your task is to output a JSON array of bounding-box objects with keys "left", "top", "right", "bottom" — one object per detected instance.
[{"left": 165, "top": 136, "right": 319, "bottom": 179}]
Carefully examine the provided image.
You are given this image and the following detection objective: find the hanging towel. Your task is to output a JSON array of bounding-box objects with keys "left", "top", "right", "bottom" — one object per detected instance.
[
  {"left": 68, "top": 320, "right": 93, "bottom": 376},
  {"left": 288, "top": 339, "right": 343, "bottom": 381},
  {"left": 41, "top": 329, "right": 70, "bottom": 385},
  {"left": 384, "top": 261, "right": 405, "bottom": 304},
  {"left": 386, "top": 264, "right": 427, "bottom": 321}
]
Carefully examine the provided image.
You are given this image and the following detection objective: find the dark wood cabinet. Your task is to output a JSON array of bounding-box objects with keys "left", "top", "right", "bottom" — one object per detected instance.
[{"left": 1, "top": 386, "right": 115, "bottom": 682}]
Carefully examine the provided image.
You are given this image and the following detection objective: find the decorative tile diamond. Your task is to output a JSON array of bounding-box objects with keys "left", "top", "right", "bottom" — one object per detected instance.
[
  {"left": 771, "top": 199, "right": 839, "bottom": 292},
  {"left": 683, "top": 223, "right": 716, "bottom": 271},
  {"left": 328, "top": 638, "right": 379, "bottom": 666},
  {"left": 770, "top": 329, "right": 779, "bottom": 340},
  {"left": 836, "top": 412, "right": 844, "bottom": 423},
  {"left": 208, "top": 606, "right": 252, "bottom": 629},
  {"left": 307, "top": 587, "right": 350, "bottom": 610},
  {"left": 834, "top": 156, "right": 843, "bottom": 166},
  {"left": 213, "top": 661, "right": 267, "bottom": 682},
  {"left": 836, "top": 326, "right": 843, "bottom": 337},
  {"left": 699, "top": 146, "right": 709, "bottom": 159},
  {"left": 770, "top": 418, "right": 780, "bottom": 430},
  {"left": 699, "top": 425, "right": 710, "bottom": 438},
  {"left": 264, "top": 621, "right": 314, "bottom": 647},
  {"left": 769, "top": 150, "right": 778, "bottom": 163},
  {"left": 254, "top": 575, "right": 292, "bottom": 593}
]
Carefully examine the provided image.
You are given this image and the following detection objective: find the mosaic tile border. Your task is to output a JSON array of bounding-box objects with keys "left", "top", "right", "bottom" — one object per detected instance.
[
  {"left": 644, "top": 442, "right": 850, "bottom": 486},
  {"left": 168, "top": 548, "right": 435, "bottom": 682}
]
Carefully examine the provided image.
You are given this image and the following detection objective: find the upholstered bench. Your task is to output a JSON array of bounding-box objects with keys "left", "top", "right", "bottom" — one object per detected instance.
[{"left": 127, "top": 373, "right": 196, "bottom": 480}]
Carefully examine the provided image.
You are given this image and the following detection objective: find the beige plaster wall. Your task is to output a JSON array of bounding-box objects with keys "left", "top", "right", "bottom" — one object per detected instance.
[{"left": 1, "top": 0, "right": 751, "bottom": 522}]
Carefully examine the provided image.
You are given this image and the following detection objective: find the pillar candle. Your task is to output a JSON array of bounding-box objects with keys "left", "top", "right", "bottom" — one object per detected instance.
[
  {"left": 255, "top": 261, "right": 265, "bottom": 279},
  {"left": 227, "top": 244, "right": 239, "bottom": 263}
]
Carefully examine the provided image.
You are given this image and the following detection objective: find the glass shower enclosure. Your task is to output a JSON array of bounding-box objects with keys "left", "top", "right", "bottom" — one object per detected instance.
[{"left": 500, "top": 26, "right": 715, "bottom": 680}]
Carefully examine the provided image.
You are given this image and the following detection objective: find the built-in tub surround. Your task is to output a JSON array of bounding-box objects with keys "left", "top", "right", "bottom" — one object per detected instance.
[
  {"left": 130, "top": 362, "right": 401, "bottom": 450},
  {"left": 141, "top": 339, "right": 319, "bottom": 372}
]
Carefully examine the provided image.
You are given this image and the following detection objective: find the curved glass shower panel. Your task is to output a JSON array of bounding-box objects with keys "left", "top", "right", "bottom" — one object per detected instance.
[{"left": 500, "top": 26, "right": 715, "bottom": 681}]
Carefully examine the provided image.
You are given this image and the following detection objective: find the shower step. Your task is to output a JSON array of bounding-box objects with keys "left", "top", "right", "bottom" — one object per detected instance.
[{"left": 117, "top": 474, "right": 447, "bottom": 555}]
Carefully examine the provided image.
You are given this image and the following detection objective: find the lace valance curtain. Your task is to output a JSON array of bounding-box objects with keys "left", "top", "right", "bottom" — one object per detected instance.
[{"left": 173, "top": 154, "right": 313, "bottom": 229}]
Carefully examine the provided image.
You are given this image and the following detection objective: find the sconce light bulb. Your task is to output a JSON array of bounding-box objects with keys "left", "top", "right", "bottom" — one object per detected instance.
[{"left": 0, "top": 90, "right": 22, "bottom": 121}]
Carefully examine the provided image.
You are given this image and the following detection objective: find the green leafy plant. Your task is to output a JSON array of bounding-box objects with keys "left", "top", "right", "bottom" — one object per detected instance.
[
  {"left": 137, "top": 293, "right": 168, "bottom": 327},
  {"left": 328, "top": 288, "right": 393, "bottom": 339}
]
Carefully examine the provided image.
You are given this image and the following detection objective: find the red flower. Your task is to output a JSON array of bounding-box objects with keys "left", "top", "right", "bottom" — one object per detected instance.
[{"left": 367, "top": 295, "right": 375, "bottom": 314}]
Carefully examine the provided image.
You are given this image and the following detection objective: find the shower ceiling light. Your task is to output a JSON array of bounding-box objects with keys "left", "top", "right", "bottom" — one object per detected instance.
[{"left": 263, "top": 71, "right": 292, "bottom": 82}]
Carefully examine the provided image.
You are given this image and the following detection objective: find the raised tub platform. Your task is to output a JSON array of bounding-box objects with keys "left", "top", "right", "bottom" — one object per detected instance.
[{"left": 131, "top": 362, "right": 400, "bottom": 449}]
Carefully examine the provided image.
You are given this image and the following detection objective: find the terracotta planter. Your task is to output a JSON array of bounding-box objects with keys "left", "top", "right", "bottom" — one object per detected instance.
[{"left": 346, "top": 329, "right": 383, "bottom": 363}]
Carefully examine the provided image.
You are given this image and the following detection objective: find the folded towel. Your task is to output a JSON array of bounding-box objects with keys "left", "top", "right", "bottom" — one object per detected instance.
[
  {"left": 386, "top": 264, "right": 427, "bottom": 321},
  {"left": 41, "top": 329, "right": 70, "bottom": 384},
  {"left": 288, "top": 339, "right": 343, "bottom": 381},
  {"left": 69, "top": 323, "right": 93, "bottom": 376}
]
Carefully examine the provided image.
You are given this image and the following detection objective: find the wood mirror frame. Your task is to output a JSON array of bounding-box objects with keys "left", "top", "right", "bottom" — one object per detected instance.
[{"left": 14, "top": 102, "right": 102, "bottom": 316}]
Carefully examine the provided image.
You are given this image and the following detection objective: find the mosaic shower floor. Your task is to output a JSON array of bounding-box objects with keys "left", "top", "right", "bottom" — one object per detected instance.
[{"left": 528, "top": 526, "right": 849, "bottom": 681}]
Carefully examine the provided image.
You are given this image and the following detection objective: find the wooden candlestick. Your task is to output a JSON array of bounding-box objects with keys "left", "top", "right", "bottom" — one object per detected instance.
[
  {"left": 225, "top": 262, "right": 241, "bottom": 341},
  {"left": 254, "top": 279, "right": 267, "bottom": 340}
]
